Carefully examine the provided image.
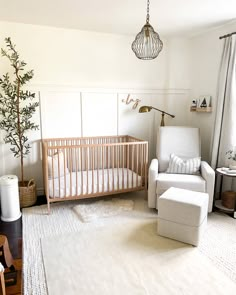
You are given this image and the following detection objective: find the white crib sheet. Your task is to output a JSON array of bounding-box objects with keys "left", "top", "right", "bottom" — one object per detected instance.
[{"left": 48, "top": 168, "right": 142, "bottom": 198}]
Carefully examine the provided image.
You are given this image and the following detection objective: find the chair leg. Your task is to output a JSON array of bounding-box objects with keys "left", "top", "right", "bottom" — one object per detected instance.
[{"left": 0, "top": 269, "right": 6, "bottom": 295}]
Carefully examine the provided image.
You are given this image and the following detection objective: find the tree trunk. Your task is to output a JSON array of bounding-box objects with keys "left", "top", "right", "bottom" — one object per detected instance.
[
  {"left": 16, "top": 72, "right": 24, "bottom": 183},
  {"left": 21, "top": 155, "right": 24, "bottom": 184}
]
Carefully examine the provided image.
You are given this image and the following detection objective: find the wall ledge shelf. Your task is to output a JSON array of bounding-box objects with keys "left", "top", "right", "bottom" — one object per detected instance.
[{"left": 190, "top": 107, "right": 212, "bottom": 112}]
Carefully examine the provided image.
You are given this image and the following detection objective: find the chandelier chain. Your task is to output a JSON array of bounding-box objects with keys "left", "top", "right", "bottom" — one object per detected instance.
[{"left": 146, "top": 0, "right": 150, "bottom": 23}]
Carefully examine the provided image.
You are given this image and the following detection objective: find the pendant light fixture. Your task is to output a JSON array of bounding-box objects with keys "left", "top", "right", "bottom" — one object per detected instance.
[{"left": 132, "top": 0, "right": 163, "bottom": 60}]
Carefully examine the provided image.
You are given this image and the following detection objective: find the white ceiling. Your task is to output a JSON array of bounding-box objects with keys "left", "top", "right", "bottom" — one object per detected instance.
[{"left": 0, "top": 0, "right": 235, "bottom": 37}]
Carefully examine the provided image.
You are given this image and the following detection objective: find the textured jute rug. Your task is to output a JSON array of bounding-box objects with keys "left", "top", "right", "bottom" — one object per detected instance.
[
  {"left": 22, "top": 192, "right": 236, "bottom": 295},
  {"left": 42, "top": 220, "right": 236, "bottom": 295}
]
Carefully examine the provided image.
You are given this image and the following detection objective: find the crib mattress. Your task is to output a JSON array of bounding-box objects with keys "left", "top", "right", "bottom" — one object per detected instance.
[{"left": 48, "top": 168, "right": 142, "bottom": 198}]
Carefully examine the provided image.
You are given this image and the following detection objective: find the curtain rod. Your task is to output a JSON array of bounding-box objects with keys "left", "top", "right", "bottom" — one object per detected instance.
[{"left": 219, "top": 32, "right": 236, "bottom": 39}]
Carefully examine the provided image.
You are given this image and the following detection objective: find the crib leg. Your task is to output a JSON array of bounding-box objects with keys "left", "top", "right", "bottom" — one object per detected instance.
[{"left": 47, "top": 201, "right": 51, "bottom": 215}]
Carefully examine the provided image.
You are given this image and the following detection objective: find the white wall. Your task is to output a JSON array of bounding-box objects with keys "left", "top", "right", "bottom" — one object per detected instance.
[
  {"left": 0, "top": 22, "right": 191, "bottom": 89},
  {"left": 0, "top": 21, "right": 191, "bottom": 194},
  {"left": 0, "top": 21, "right": 168, "bottom": 89},
  {"left": 189, "top": 21, "right": 236, "bottom": 160}
]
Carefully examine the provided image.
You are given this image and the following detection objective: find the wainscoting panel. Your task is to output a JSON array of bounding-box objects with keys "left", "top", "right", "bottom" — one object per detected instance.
[
  {"left": 40, "top": 91, "right": 82, "bottom": 138},
  {"left": 118, "top": 92, "right": 154, "bottom": 159},
  {"left": 81, "top": 92, "right": 118, "bottom": 137}
]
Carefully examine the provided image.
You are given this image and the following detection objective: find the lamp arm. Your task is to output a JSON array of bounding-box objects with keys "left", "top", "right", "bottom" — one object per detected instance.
[{"left": 151, "top": 106, "right": 175, "bottom": 118}]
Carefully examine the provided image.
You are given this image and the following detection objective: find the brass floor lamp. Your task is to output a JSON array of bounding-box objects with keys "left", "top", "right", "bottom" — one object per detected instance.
[{"left": 139, "top": 106, "right": 175, "bottom": 126}]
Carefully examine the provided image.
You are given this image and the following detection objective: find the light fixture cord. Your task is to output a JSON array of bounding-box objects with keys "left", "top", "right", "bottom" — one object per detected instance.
[{"left": 146, "top": 0, "right": 150, "bottom": 24}]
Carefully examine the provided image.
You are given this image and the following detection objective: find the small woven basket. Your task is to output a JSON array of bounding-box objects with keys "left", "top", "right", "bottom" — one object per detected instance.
[
  {"left": 19, "top": 179, "right": 37, "bottom": 208},
  {"left": 221, "top": 191, "right": 236, "bottom": 209}
]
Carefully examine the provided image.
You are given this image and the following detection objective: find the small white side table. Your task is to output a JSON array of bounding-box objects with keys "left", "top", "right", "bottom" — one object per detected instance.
[{"left": 214, "top": 168, "right": 236, "bottom": 218}]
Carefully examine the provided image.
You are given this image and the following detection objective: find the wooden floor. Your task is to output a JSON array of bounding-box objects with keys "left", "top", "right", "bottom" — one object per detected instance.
[
  {"left": 0, "top": 196, "right": 46, "bottom": 295},
  {"left": 0, "top": 217, "right": 22, "bottom": 295}
]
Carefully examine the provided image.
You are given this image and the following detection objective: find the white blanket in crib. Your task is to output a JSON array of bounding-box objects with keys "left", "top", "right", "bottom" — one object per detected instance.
[{"left": 48, "top": 168, "right": 142, "bottom": 198}]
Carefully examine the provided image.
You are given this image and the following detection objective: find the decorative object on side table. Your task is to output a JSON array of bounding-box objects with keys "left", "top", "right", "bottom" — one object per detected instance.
[
  {"left": 222, "top": 191, "right": 236, "bottom": 209},
  {"left": 226, "top": 147, "right": 236, "bottom": 169},
  {"left": 214, "top": 168, "right": 236, "bottom": 218},
  {"left": 0, "top": 37, "right": 39, "bottom": 208}
]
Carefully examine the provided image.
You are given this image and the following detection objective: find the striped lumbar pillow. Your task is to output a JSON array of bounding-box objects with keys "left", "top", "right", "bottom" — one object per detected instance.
[{"left": 166, "top": 153, "right": 201, "bottom": 175}]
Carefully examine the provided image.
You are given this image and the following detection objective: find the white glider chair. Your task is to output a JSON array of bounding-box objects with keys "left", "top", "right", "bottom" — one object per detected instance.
[{"left": 148, "top": 126, "right": 215, "bottom": 212}]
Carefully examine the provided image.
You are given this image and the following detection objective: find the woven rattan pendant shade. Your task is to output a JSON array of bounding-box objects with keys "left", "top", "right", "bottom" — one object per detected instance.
[{"left": 132, "top": 0, "right": 163, "bottom": 60}]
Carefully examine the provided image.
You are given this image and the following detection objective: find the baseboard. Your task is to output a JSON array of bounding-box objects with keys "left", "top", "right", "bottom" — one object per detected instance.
[{"left": 37, "top": 187, "right": 45, "bottom": 196}]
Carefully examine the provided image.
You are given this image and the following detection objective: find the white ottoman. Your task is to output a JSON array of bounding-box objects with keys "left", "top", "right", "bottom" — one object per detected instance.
[{"left": 157, "top": 187, "right": 209, "bottom": 246}]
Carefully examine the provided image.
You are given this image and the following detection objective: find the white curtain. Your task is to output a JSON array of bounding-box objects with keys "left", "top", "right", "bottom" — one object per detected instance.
[
  {"left": 211, "top": 35, "right": 236, "bottom": 190},
  {"left": 211, "top": 35, "right": 236, "bottom": 168}
]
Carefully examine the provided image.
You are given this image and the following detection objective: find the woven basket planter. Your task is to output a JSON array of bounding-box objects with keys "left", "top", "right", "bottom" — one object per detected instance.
[{"left": 19, "top": 179, "right": 37, "bottom": 208}]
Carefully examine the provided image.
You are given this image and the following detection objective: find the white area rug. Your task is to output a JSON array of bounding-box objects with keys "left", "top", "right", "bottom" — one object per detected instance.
[
  {"left": 41, "top": 220, "right": 236, "bottom": 295},
  {"left": 22, "top": 192, "right": 236, "bottom": 295},
  {"left": 73, "top": 198, "right": 134, "bottom": 222}
]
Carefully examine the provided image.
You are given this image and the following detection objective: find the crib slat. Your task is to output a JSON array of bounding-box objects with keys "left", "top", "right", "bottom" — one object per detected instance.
[
  {"left": 131, "top": 144, "right": 134, "bottom": 188},
  {"left": 140, "top": 144, "right": 143, "bottom": 185},
  {"left": 80, "top": 147, "right": 83, "bottom": 195},
  {"left": 86, "top": 147, "right": 88, "bottom": 195},
  {"left": 97, "top": 145, "right": 99, "bottom": 194},
  {"left": 136, "top": 144, "right": 139, "bottom": 187},
  {"left": 144, "top": 143, "right": 148, "bottom": 190},
  {"left": 117, "top": 145, "right": 119, "bottom": 190},
  {"left": 102, "top": 145, "right": 104, "bottom": 193},
  {"left": 127, "top": 144, "right": 129, "bottom": 189},
  {"left": 51, "top": 149, "right": 55, "bottom": 197},
  {"left": 58, "top": 148, "right": 62, "bottom": 197},
  {"left": 112, "top": 145, "right": 115, "bottom": 191},
  {"left": 75, "top": 147, "right": 78, "bottom": 195},
  {"left": 122, "top": 144, "right": 124, "bottom": 190},
  {"left": 63, "top": 149, "right": 67, "bottom": 198},
  {"left": 92, "top": 146, "right": 94, "bottom": 194},
  {"left": 107, "top": 145, "right": 110, "bottom": 191},
  {"left": 69, "top": 148, "right": 72, "bottom": 196}
]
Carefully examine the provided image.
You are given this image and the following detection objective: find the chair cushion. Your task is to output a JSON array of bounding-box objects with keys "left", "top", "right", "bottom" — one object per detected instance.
[
  {"left": 157, "top": 127, "right": 201, "bottom": 172},
  {"left": 158, "top": 187, "right": 209, "bottom": 227},
  {"left": 156, "top": 173, "right": 206, "bottom": 196},
  {"left": 166, "top": 153, "right": 201, "bottom": 175}
]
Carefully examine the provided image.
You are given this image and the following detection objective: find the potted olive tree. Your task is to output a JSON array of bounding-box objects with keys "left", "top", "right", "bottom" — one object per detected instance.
[{"left": 0, "top": 37, "right": 39, "bottom": 207}]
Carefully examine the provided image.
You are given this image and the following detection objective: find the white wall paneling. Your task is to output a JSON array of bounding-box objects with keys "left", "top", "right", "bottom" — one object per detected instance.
[
  {"left": 40, "top": 91, "right": 82, "bottom": 138},
  {"left": 81, "top": 92, "right": 118, "bottom": 137},
  {"left": 118, "top": 92, "right": 153, "bottom": 160}
]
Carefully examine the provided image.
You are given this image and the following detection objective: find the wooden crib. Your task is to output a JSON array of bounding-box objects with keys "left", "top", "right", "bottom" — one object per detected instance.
[{"left": 42, "top": 135, "right": 148, "bottom": 213}]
